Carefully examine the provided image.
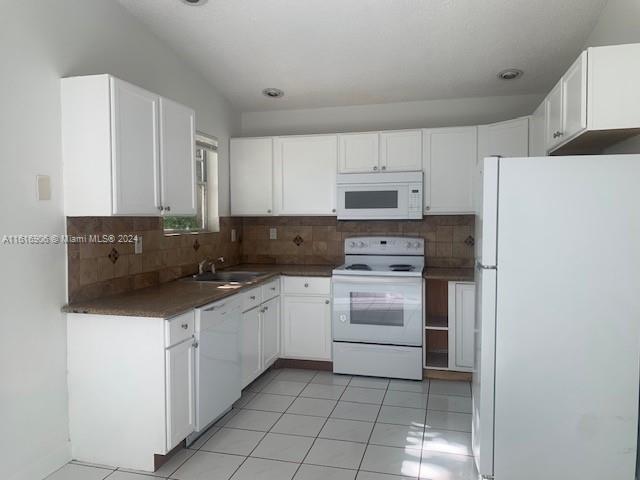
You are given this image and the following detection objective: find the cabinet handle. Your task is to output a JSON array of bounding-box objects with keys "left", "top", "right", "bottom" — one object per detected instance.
[
  {"left": 553, "top": 131, "right": 563, "bottom": 139},
  {"left": 270, "top": 287, "right": 276, "bottom": 291},
  {"left": 165, "top": 206, "right": 171, "bottom": 212},
  {"left": 325, "top": 300, "right": 330, "bottom": 304},
  {"left": 381, "top": 166, "right": 386, "bottom": 171},
  {"left": 192, "top": 341, "right": 199, "bottom": 348},
  {"left": 304, "top": 283, "right": 309, "bottom": 288},
  {"left": 157, "top": 205, "right": 164, "bottom": 211},
  {"left": 250, "top": 295, "right": 256, "bottom": 300},
  {"left": 332, "top": 209, "right": 336, "bottom": 213},
  {"left": 425, "top": 206, "right": 431, "bottom": 212},
  {"left": 181, "top": 323, "right": 189, "bottom": 329},
  {"left": 373, "top": 166, "right": 378, "bottom": 171},
  {"left": 267, "top": 209, "right": 272, "bottom": 213},
  {"left": 264, "top": 306, "right": 269, "bottom": 311}
]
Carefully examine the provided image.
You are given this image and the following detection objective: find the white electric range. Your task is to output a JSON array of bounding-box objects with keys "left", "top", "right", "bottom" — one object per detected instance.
[{"left": 331, "top": 236, "right": 424, "bottom": 380}]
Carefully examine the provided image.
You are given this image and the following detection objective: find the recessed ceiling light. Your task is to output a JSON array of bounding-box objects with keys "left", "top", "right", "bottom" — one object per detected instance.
[
  {"left": 180, "top": 0, "right": 208, "bottom": 5},
  {"left": 262, "top": 88, "right": 285, "bottom": 99},
  {"left": 497, "top": 69, "right": 524, "bottom": 80}
]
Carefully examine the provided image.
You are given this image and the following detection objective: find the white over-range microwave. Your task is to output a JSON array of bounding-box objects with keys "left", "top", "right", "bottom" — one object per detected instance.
[{"left": 336, "top": 171, "right": 423, "bottom": 220}]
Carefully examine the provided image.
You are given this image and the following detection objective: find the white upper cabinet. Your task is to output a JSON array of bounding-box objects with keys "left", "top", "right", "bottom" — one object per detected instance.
[
  {"left": 274, "top": 135, "right": 337, "bottom": 215},
  {"left": 110, "top": 79, "right": 160, "bottom": 215},
  {"left": 423, "top": 127, "right": 477, "bottom": 215},
  {"left": 540, "top": 44, "right": 640, "bottom": 154},
  {"left": 230, "top": 137, "right": 274, "bottom": 216},
  {"left": 379, "top": 130, "right": 422, "bottom": 172},
  {"left": 61, "top": 74, "right": 196, "bottom": 217},
  {"left": 545, "top": 80, "right": 564, "bottom": 151},
  {"left": 159, "top": 98, "right": 196, "bottom": 216},
  {"left": 338, "top": 132, "right": 379, "bottom": 173}
]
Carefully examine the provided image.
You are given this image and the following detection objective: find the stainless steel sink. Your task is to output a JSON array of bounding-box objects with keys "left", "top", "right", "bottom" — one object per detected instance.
[{"left": 191, "top": 271, "right": 264, "bottom": 283}]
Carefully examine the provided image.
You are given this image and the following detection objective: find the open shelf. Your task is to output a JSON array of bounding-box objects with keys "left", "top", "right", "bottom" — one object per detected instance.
[{"left": 425, "top": 351, "right": 449, "bottom": 369}]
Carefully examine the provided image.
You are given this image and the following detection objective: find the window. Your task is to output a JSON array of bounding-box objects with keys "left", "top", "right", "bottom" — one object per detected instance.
[{"left": 163, "top": 133, "right": 219, "bottom": 233}]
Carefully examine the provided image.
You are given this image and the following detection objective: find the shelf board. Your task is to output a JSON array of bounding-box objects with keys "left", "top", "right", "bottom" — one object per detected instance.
[
  {"left": 425, "top": 326, "right": 448, "bottom": 331},
  {"left": 425, "top": 315, "right": 448, "bottom": 329}
]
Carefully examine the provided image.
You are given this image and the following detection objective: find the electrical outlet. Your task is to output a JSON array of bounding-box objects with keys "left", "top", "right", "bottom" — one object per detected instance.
[
  {"left": 231, "top": 229, "right": 237, "bottom": 242},
  {"left": 134, "top": 235, "right": 143, "bottom": 254},
  {"left": 269, "top": 228, "right": 277, "bottom": 240}
]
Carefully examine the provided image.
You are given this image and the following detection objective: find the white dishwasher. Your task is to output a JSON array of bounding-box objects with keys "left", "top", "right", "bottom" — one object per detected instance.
[{"left": 193, "top": 296, "right": 242, "bottom": 435}]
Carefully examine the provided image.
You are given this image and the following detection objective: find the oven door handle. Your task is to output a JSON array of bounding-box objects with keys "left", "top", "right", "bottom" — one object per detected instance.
[{"left": 331, "top": 275, "right": 422, "bottom": 286}]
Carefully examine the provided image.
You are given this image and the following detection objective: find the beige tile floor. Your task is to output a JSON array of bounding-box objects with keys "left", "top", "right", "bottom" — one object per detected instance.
[{"left": 48, "top": 369, "right": 477, "bottom": 480}]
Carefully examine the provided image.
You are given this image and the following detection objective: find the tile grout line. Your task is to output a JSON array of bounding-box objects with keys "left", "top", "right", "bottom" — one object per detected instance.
[{"left": 354, "top": 379, "right": 388, "bottom": 476}]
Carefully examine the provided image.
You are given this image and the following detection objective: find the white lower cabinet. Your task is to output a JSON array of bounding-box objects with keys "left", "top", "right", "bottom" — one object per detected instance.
[
  {"left": 282, "top": 296, "right": 332, "bottom": 360},
  {"left": 165, "top": 338, "right": 196, "bottom": 450},
  {"left": 448, "top": 282, "right": 476, "bottom": 371},
  {"left": 261, "top": 296, "right": 280, "bottom": 369},
  {"left": 240, "top": 306, "right": 262, "bottom": 388}
]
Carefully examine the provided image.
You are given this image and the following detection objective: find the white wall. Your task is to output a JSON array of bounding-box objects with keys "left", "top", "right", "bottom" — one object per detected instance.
[
  {"left": 0, "top": 2, "right": 236, "bottom": 479},
  {"left": 240, "top": 93, "right": 543, "bottom": 136},
  {"left": 585, "top": 0, "right": 640, "bottom": 153}
]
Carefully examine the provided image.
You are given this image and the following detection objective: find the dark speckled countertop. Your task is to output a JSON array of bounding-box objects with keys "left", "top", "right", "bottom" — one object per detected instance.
[
  {"left": 62, "top": 264, "right": 334, "bottom": 318},
  {"left": 62, "top": 264, "right": 473, "bottom": 318}
]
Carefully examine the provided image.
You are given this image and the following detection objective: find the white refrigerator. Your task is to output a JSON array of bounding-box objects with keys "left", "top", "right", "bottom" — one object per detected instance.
[{"left": 473, "top": 155, "right": 640, "bottom": 480}]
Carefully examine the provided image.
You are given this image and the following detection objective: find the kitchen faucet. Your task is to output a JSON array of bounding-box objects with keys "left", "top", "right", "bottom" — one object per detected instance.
[{"left": 198, "top": 256, "right": 225, "bottom": 274}]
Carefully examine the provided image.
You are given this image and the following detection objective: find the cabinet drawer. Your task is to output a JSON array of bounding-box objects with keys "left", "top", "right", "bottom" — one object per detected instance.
[
  {"left": 262, "top": 278, "right": 280, "bottom": 301},
  {"left": 166, "top": 310, "right": 195, "bottom": 347},
  {"left": 242, "top": 287, "right": 262, "bottom": 312},
  {"left": 282, "top": 276, "right": 331, "bottom": 296}
]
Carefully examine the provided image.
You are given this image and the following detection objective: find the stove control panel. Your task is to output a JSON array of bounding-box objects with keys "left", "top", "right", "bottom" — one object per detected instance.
[{"left": 344, "top": 236, "right": 424, "bottom": 255}]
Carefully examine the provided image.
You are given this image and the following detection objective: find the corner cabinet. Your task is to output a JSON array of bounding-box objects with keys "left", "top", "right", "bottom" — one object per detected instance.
[
  {"left": 422, "top": 127, "right": 477, "bottom": 215},
  {"left": 230, "top": 137, "right": 274, "bottom": 216},
  {"left": 274, "top": 135, "right": 337, "bottom": 215},
  {"left": 61, "top": 74, "right": 196, "bottom": 217}
]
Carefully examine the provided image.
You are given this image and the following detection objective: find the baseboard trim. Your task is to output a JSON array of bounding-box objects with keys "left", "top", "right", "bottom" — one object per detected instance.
[
  {"left": 274, "top": 358, "right": 333, "bottom": 371},
  {"left": 424, "top": 369, "right": 472, "bottom": 381},
  {"left": 9, "top": 441, "right": 71, "bottom": 480}
]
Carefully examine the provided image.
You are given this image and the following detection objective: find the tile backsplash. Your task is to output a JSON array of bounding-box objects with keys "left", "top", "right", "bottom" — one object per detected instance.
[
  {"left": 241, "top": 216, "right": 475, "bottom": 268},
  {"left": 66, "top": 215, "right": 474, "bottom": 302},
  {"left": 66, "top": 217, "right": 242, "bottom": 303}
]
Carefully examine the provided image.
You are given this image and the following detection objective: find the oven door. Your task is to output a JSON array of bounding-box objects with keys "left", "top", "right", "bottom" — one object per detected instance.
[
  {"left": 332, "top": 275, "right": 423, "bottom": 346},
  {"left": 337, "top": 183, "right": 409, "bottom": 220}
]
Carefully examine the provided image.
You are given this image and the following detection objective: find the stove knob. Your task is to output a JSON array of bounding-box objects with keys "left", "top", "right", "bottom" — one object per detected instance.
[
  {"left": 358, "top": 241, "right": 366, "bottom": 248},
  {"left": 349, "top": 241, "right": 356, "bottom": 248},
  {"left": 406, "top": 241, "right": 413, "bottom": 248},
  {"left": 413, "top": 241, "right": 421, "bottom": 248}
]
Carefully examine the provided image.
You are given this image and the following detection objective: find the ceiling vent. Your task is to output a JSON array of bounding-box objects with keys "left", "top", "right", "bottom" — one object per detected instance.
[
  {"left": 262, "top": 88, "right": 285, "bottom": 98},
  {"left": 497, "top": 69, "right": 524, "bottom": 80}
]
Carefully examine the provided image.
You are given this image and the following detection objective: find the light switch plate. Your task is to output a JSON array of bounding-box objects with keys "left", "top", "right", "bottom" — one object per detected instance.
[
  {"left": 231, "top": 229, "right": 237, "bottom": 242},
  {"left": 36, "top": 175, "right": 51, "bottom": 200},
  {"left": 269, "top": 228, "right": 277, "bottom": 240}
]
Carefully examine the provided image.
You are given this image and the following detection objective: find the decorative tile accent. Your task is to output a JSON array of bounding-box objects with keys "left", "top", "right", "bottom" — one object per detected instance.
[
  {"left": 293, "top": 235, "right": 304, "bottom": 246},
  {"left": 193, "top": 239, "right": 200, "bottom": 251},
  {"left": 108, "top": 248, "right": 119, "bottom": 264},
  {"left": 464, "top": 235, "right": 475, "bottom": 247}
]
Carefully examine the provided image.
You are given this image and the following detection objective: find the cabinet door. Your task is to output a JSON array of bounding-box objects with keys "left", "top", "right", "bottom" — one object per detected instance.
[
  {"left": 165, "top": 339, "right": 195, "bottom": 450},
  {"left": 448, "top": 282, "right": 475, "bottom": 371},
  {"left": 110, "top": 78, "right": 160, "bottom": 215},
  {"left": 338, "top": 133, "right": 379, "bottom": 173},
  {"left": 159, "top": 98, "right": 196, "bottom": 215},
  {"left": 562, "top": 51, "right": 587, "bottom": 143},
  {"left": 476, "top": 118, "right": 529, "bottom": 214},
  {"left": 240, "top": 307, "right": 261, "bottom": 388},
  {"left": 545, "top": 80, "right": 563, "bottom": 150},
  {"left": 282, "top": 296, "right": 331, "bottom": 360},
  {"left": 379, "top": 130, "right": 422, "bottom": 172},
  {"left": 230, "top": 138, "right": 273, "bottom": 216},
  {"left": 423, "top": 127, "right": 477, "bottom": 214},
  {"left": 261, "top": 297, "right": 280, "bottom": 369},
  {"left": 274, "top": 135, "right": 337, "bottom": 215}
]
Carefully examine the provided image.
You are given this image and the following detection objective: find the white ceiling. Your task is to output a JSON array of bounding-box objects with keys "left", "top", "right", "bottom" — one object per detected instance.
[{"left": 117, "top": 0, "right": 608, "bottom": 112}]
